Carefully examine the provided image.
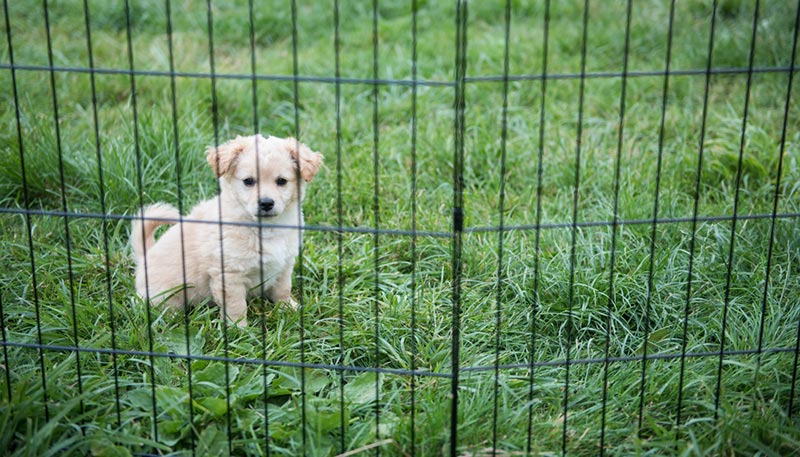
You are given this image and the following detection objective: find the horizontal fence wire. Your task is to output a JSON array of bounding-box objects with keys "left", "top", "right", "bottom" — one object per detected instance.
[
  {"left": 2, "top": 0, "right": 799, "bottom": 455},
  {"left": 2, "top": 339, "right": 795, "bottom": 377},
  {"left": 2, "top": 206, "right": 798, "bottom": 236},
  {"left": 1, "top": 62, "right": 798, "bottom": 84}
]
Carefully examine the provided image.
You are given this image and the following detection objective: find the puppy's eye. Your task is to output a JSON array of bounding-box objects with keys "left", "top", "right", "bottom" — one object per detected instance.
[
  {"left": 276, "top": 177, "right": 288, "bottom": 186},
  {"left": 243, "top": 177, "right": 256, "bottom": 187}
]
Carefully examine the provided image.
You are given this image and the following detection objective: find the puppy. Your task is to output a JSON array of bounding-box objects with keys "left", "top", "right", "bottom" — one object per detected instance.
[{"left": 131, "top": 134, "right": 323, "bottom": 327}]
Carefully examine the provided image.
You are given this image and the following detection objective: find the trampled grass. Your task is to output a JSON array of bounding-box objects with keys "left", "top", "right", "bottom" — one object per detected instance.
[{"left": 1, "top": 0, "right": 799, "bottom": 455}]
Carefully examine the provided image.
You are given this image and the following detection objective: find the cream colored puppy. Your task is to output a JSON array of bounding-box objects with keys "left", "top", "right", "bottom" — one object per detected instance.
[{"left": 131, "top": 134, "right": 322, "bottom": 327}]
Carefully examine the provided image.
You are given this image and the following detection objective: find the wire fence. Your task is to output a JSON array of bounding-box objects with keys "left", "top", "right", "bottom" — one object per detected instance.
[{"left": 1, "top": 0, "right": 800, "bottom": 455}]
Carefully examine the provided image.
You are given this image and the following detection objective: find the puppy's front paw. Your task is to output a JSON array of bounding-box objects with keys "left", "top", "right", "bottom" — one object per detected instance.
[
  {"left": 285, "top": 298, "right": 299, "bottom": 311},
  {"left": 223, "top": 310, "right": 248, "bottom": 328}
]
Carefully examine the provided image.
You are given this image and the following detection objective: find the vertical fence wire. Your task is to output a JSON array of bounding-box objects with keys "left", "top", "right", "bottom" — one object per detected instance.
[
  {"left": 715, "top": 0, "right": 761, "bottom": 421},
  {"left": 409, "top": 0, "right": 420, "bottom": 454},
  {"left": 125, "top": 0, "right": 159, "bottom": 445},
  {"left": 371, "top": 0, "right": 382, "bottom": 448},
  {"left": 600, "top": 1, "right": 632, "bottom": 452},
  {"left": 563, "top": 0, "right": 591, "bottom": 453},
  {"left": 450, "top": 1, "right": 468, "bottom": 454},
  {"left": 333, "top": 0, "right": 347, "bottom": 453},
  {"left": 784, "top": 1, "right": 800, "bottom": 420},
  {"left": 676, "top": 0, "right": 718, "bottom": 439},
  {"left": 42, "top": 0, "right": 86, "bottom": 432},
  {"left": 163, "top": 0, "right": 197, "bottom": 453},
  {"left": 82, "top": 0, "right": 123, "bottom": 429},
  {"left": 245, "top": 1, "right": 271, "bottom": 455},
  {"left": 0, "top": 292, "right": 8, "bottom": 402},
  {"left": 288, "top": 1, "right": 309, "bottom": 453},
  {"left": 491, "top": 0, "right": 512, "bottom": 453},
  {"left": 203, "top": 1, "right": 235, "bottom": 453},
  {"left": 638, "top": 0, "right": 676, "bottom": 436},
  {"left": 4, "top": 0, "right": 51, "bottom": 425},
  {"left": 526, "top": 0, "right": 550, "bottom": 452},
  {"left": 287, "top": 2, "right": 312, "bottom": 454}
]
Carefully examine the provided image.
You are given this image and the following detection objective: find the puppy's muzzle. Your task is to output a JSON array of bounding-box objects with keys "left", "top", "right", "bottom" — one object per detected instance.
[{"left": 259, "top": 197, "right": 275, "bottom": 216}]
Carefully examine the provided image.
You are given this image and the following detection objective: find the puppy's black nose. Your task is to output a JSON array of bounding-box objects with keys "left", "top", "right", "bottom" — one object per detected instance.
[{"left": 259, "top": 198, "right": 275, "bottom": 213}]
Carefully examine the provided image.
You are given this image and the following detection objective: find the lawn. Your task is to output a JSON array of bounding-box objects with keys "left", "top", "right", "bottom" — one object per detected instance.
[{"left": 1, "top": 0, "right": 800, "bottom": 455}]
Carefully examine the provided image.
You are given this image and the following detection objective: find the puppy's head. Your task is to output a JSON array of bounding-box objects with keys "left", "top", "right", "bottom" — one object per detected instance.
[{"left": 206, "top": 134, "right": 323, "bottom": 220}]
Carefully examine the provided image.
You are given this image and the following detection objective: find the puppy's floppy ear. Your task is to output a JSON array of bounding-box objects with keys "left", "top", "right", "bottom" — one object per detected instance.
[
  {"left": 287, "top": 137, "right": 323, "bottom": 182},
  {"left": 206, "top": 136, "right": 247, "bottom": 177}
]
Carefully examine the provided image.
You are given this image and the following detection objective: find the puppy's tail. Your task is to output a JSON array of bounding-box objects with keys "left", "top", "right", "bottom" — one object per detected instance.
[{"left": 131, "top": 203, "right": 180, "bottom": 263}]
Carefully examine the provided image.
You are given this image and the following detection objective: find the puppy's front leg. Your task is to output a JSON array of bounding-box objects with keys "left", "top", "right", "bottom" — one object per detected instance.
[
  {"left": 268, "top": 260, "right": 297, "bottom": 310},
  {"left": 210, "top": 273, "right": 249, "bottom": 327}
]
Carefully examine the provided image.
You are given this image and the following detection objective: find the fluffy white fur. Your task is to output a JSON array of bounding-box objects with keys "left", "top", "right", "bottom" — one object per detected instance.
[{"left": 131, "top": 134, "right": 323, "bottom": 327}]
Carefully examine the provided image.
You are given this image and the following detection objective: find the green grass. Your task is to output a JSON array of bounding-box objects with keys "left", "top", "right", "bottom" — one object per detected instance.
[{"left": 2, "top": 0, "right": 800, "bottom": 455}]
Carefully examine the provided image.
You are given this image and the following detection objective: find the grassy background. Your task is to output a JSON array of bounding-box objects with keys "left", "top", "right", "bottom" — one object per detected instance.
[{"left": 2, "top": 0, "right": 800, "bottom": 455}]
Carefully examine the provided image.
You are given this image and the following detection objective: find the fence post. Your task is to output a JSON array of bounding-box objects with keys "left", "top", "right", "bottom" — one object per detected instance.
[{"left": 450, "top": 1, "right": 468, "bottom": 455}]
